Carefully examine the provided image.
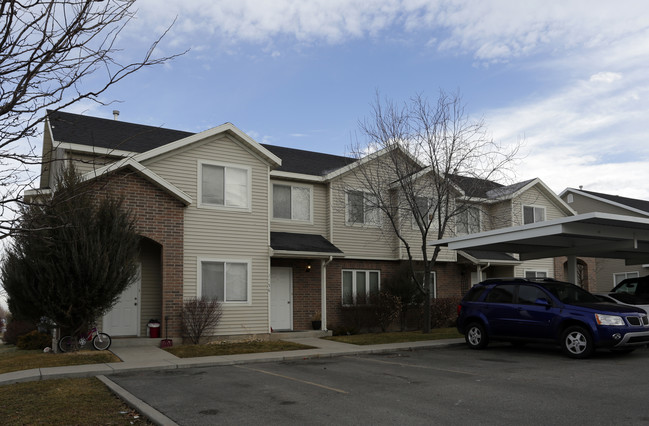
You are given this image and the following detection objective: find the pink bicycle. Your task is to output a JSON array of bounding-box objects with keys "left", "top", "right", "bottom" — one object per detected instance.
[{"left": 58, "top": 326, "right": 111, "bottom": 352}]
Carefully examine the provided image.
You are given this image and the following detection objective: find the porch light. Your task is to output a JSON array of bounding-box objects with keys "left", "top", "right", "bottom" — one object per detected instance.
[{"left": 306, "top": 262, "right": 312, "bottom": 272}]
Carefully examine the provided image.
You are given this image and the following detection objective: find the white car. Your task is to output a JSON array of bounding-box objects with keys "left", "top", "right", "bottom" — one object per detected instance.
[{"left": 596, "top": 275, "right": 649, "bottom": 315}]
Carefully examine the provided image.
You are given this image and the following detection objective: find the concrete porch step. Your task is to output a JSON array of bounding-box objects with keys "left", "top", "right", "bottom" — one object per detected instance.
[{"left": 270, "top": 330, "right": 332, "bottom": 341}]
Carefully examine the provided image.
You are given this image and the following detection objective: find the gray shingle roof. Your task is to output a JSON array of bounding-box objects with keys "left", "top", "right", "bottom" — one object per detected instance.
[
  {"left": 270, "top": 232, "right": 343, "bottom": 254},
  {"left": 47, "top": 110, "right": 357, "bottom": 176},
  {"left": 579, "top": 189, "right": 649, "bottom": 214}
]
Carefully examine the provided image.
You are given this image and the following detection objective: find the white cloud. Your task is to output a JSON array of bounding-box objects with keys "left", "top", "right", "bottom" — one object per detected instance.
[
  {"left": 590, "top": 72, "right": 622, "bottom": 83},
  {"left": 129, "top": 0, "right": 649, "bottom": 62}
]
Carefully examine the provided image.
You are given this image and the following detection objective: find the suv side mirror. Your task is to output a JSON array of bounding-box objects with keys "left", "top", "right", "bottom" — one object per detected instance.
[{"left": 534, "top": 298, "right": 551, "bottom": 307}]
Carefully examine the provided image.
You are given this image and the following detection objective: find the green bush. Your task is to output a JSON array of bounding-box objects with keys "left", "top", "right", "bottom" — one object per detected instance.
[
  {"left": 17, "top": 330, "right": 51, "bottom": 350},
  {"left": 2, "top": 319, "right": 36, "bottom": 345}
]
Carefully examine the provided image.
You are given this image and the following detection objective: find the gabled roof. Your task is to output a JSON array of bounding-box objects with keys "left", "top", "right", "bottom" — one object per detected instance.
[
  {"left": 47, "top": 110, "right": 357, "bottom": 176},
  {"left": 449, "top": 175, "right": 505, "bottom": 198},
  {"left": 262, "top": 144, "right": 356, "bottom": 176},
  {"left": 561, "top": 188, "right": 649, "bottom": 216},
  {"left": 47, "top": 110, "right": 193, "bottom": 153}
]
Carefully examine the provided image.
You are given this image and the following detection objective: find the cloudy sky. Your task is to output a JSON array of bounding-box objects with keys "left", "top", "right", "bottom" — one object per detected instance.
[{"left": 73, "top": 0, "right": 649, "bottom": 199}]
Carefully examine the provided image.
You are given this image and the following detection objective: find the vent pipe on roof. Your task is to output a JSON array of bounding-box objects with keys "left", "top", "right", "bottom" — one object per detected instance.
[{"left": 113, "top": 110, "right": 120, "bottom": 120}]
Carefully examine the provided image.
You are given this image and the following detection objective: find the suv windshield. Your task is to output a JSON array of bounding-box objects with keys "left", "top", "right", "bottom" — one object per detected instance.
[{"left": 542, "top": 282, "right": 600, "bottom": 304}]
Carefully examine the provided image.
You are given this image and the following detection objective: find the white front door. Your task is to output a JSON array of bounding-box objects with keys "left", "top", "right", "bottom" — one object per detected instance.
[
  {"left": 270, "top": 267, "right": 292, "bottom": 331},
  {"left": 103, "top": 266, "right": 141, "bottom": 336}
]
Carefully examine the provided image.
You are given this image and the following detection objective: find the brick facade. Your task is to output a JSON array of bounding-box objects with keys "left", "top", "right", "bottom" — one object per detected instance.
[
  {"left": 91, "top": 169, "right": 185, "bottom": 337},
  {"left": 272, "top": 257, "right": 467, "bottom": 330},
  {"left": 553, "top": 256, "right": 597, "bottom": 291}
]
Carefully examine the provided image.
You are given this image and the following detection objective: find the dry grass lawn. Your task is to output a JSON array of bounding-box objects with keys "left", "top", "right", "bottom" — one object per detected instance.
[
  {"left": 165, "top": 339, "right": 314, "bottom": 358},
  {"left": 0, "top": 349, "right": 120, "bottom": 374},
  {"left": 0, "top": 377, "right": 150, "bottom": 425}
]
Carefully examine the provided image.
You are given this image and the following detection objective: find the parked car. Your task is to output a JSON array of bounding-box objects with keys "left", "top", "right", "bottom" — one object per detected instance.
[
  {"left": 597, "top": 275, "right": 649, "bottom": 315},
  {"left": 456, "top": 277, "right": 649, "bottom": 358}
]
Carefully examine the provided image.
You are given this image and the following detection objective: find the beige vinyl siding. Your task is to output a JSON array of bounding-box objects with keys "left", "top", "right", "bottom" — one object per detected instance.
[
  {"left": 329, "top": 166, "right": 399, "bottom": 260},
  {"left": 595, "top": 259, "right": 648, "bottom": 292},
  {"left": 515, "top": 258, "right": 555, "bottom": 278},
  {"left": 513, "top": 186, "right": 570, "bottom": 280},
  {"left": 65, "top": 151, "right": 123, "bottom": 176},
  {"left": 270, "top": 179, "right": 329, "bottom": 236},
  {"left": 139, "top": 239, "right": 162, "bottom": 335},
  {"left": 145, "top": 134, "right": 270, "bottom": 336},
  {"left": 564, "top": 192, "right": 647, "bottom": 217},
  {"left": 512, "top": 186, "right": 566, "bottom": 226},
  {"left": 486, "top": 200, "right": 512, "bottom": 231},
  {"left": 40, "top": 126, "right": 55, "bottom": 188}
]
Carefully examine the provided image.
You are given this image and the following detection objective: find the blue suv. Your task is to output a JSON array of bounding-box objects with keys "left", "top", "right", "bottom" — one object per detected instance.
[{"left": 456, "top": 278, "right": 649, "bottom": 358}]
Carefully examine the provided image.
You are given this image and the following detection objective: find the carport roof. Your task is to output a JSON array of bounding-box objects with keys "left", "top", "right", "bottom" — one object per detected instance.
[{"left": 432, "top": 212, "right": 649, "bottom": 265}]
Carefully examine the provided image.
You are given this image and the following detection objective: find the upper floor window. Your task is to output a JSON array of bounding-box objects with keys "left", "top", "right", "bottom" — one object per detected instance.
[
  {"left": 523, "top": 205, "right": 545, "bottom": 224},
  {"left": 199, "top": 161, "right": 250, "bottom": 209},
  {"left": 346, "top": 190, "right": 380, "bottom": 226},
  {"left": 412, "top": 196, "right": 435, "bottom": 229},
  {"left": 200, "top": 260, "right": 250, "bottom": 303},
  {"left": 273, "top": 184, "right": 311, "bottom": 221},
  {"left": 342, "top": 270, "right": 380, "bottom": 305},
  {"left": 456, "top": 206, "right": 480, "bottom": 235}
]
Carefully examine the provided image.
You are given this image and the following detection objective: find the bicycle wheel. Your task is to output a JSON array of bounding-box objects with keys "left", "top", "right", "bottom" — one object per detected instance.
[
  {"left": 58, "top": 335, "right": 75, "bottom": 353},
  {"left": 92, "top": 333, "right": 111, "bottom": 351}
]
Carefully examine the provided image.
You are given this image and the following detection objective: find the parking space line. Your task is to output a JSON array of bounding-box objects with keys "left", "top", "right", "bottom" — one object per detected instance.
[
  {"left": 347, "top": 356, "right": 477, "bottom": 376},
  {"left": 234, "top": 365, "right": 349, "bottom": 394}
]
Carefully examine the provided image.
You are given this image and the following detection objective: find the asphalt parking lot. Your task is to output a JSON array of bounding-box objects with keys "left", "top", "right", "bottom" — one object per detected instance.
[{"left": 110, "top": 343, "right": 649, "bottom": 425}]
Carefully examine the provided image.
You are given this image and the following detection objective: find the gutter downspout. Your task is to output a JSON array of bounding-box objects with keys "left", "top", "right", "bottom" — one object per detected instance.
[
  {"left": 476, "top": 262, "right": 491, "bottom": 283},
  {"left": 321, "top": 256, "right": 334, "bottom": 330}
]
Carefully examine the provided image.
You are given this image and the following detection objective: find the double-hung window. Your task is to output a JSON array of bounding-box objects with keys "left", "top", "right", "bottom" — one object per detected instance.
[
  {"left": 342, "top": 270, "right": 380, "bottom": 305},
  {"left": 523, "top": 205, "right": 546, "bottom": 224},
  {"left": 456, "top": 206, "right": 480, "bottom": 235},
  {"left": 525, "top": 270, "right": 547, "bottom": 279},
  {"left": 200, "top": 161, "right": 250, "bottom": 209},
  {"left": 272, "top": 184, "right": 311, "bottom": 221},
  {"left": 346, "top": 190, "right": 379, "bottom": 225},
  {"left": 200, "top": 260, "right": 250, "bottom": 303},
  {"left": 412, "top": 197, "right": 435, "bottom": 229}
]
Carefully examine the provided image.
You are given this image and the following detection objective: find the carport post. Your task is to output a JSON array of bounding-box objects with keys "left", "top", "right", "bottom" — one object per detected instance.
[{"left": 566, "top": 255, "right": 578, "bottom": 285}]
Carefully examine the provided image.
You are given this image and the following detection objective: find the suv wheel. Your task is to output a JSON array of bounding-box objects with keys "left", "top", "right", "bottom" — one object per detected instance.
[
  {"left": 561, "top": 326, "right": 594, "bottom": 359},
  {"left": 465, "top": 322, "right": 488, "bottom": 349}
]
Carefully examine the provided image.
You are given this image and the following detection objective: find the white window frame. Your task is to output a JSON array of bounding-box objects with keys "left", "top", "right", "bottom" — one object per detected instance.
[
  {"left": 414, "top": 270, "right": 437, "bottom": 298},
  {"left": 456, "top": 205, "right": 481, "bottom": 235},
  {"left": 271, "top": 183, "right": 313, "bottom": 223},
  {"left": 198, "top": 160, "right": 252, "bottom": 211},
  {"left": 342, "top": 269, "right": 381, "bottom": 305},
  {"left": 613, "top": 271, "right": 639, "bottom": 286},
  {"left": 523, "top": 205, "right": 546, "bottom": 225},
  {"left": 197, "top": 258, "right": 252, "bottom": 305},
  {"left": 345, "top": 190, "right": 381, "bottom": 227},
  {"left": 524, "top": 270, "right": 548, "bottom": 279}
]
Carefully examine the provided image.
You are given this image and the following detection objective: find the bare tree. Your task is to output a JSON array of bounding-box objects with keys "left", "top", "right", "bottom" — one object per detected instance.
[
  {"left": 347, "top": 90, "right": 519, "bottom": 333},
  {"left": 0, "top": 0, "right": 185, "bottom": 239}
]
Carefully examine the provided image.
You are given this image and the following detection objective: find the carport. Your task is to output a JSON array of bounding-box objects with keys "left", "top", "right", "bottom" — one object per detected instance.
[{"left": 432, "top": 212, "right": 649, "bottom": 284}]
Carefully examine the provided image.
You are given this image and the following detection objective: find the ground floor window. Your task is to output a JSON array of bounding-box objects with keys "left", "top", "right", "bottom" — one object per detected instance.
[
  {"left": 200, "top": 260, "right": 249, "bottom": 302},
  {"left": 342, "top": 270, "right": 380, "bottom": 305},
  {"left": 614, "top": 271, "right": 639, "bottom": 286},
  {"left": 415, "top": 271, "right": 437, "bottom": 298},
  {"left": 525, "top": 270, "right": 547, "bottom": 279}
]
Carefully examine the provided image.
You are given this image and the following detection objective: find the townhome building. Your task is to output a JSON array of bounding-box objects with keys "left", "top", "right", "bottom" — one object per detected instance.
[
  {"left": 27, "top": 110, "right": 575, "bottom": 339},
  {"left": 559, "top": 188, "right": 649, "bottom": 291}
]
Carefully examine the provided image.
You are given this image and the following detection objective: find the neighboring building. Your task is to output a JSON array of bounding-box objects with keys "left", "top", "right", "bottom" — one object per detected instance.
[
  {"left": 26, "top": 110, "right": 574, "bottom": 339},
  {"left": 559, "top": 188, "right": 649, "bottom": 291}
]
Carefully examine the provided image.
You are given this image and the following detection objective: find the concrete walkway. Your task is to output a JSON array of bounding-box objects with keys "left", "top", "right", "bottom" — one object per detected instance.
[{"left": 0, "top": 336, "right": 464, "bottom": 426}]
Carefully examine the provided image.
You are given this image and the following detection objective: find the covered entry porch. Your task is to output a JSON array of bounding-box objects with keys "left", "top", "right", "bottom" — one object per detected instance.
[{"left": 270, "top": 232, "right": 344, "bottom": 331}]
